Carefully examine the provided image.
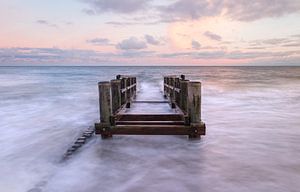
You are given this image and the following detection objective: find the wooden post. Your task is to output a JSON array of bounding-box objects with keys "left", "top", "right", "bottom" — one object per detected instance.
[
  {"left": 129, "top": 77, "right": 133, "bottom": 99},
  {"left": 121, "top": 78, "right": 126, "bottom": 105},
  {"left": 181, "top": 74, "right": 185, "bottom": 80},
  {"left": 180, "top": 79, "right": 189, "bottom": 114},
  {"left": 163, "top": 77, "right": 166, "bottom": 97},
  {"left": 99, "top": 81, "right": 111, "bottom": 123},
  {"left": 96, "top": 81, "right": 112, "bottom": 138},
  {"left": 111, "top": 79, "right": 121, "bottom": 115},
  {"left": 133, "top": 77, "right": 137, "bottom": 97},
  {"left": 170, "top": 77, "right": 176, "bottom": 108},
  {"left": 126, "top": 78, "right": 131, "bottom": 108},
  {"left": 175, "top": 77, "right": 180, "bottom": 106},
  {"left": 188, "top": 81, "right": 202, "bottom": 139},
  {"left": 166, "top": 77, "right": 169, "bottom": 97}
]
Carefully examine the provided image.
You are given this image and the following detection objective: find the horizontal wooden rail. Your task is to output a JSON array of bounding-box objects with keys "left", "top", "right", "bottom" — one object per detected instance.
[
  {"left": 95, "top": 74, "right": 206, "bottom": 139},
  {"left": 133, "top": 100, "right": 169, "bottom": 103},
  {"left": 121, "top": 83, "right": 136, "bottom": 93},
  {"left": 95, "top": 123, "right": 206, "bottom": 136},
  {"left": 164, "top": 84, "right": 180, "bottom": 93},
  {"left": 116, "top": 114, "right": 184, "bottom": 121}
]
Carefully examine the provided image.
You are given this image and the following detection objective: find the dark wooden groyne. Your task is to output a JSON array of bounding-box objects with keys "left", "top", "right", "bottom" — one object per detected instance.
[{"left": 95, "top": 75, "right": 206, "bottom": 139}]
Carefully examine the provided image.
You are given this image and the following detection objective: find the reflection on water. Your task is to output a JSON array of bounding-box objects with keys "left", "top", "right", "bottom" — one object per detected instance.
[{"left": 0, "top": 66, "right": 300, "bottom": 192}]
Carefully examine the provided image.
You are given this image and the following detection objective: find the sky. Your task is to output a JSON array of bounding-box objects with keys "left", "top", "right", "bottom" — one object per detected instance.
[{"left": 0, "top": 0, "right": 300, "bottom": 66}]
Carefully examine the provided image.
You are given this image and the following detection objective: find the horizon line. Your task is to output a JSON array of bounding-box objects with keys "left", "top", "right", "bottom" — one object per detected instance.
[{"left": 0, "top": 65, "right": 299, "bottom": 67}]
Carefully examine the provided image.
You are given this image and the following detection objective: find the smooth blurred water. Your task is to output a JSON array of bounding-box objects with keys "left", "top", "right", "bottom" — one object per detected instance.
[{"left": 0, "top": 66, "right": 299, "bottom": 192}]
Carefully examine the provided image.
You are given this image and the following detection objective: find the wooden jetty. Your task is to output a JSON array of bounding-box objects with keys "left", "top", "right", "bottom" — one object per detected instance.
[{"left": 95, "top": 75, "right": 206, "bottom": 139}]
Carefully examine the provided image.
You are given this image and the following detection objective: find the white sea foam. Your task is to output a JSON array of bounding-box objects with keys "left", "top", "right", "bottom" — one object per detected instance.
[{"left": 0, "top": 66, "right": 299, "bottom": 192}]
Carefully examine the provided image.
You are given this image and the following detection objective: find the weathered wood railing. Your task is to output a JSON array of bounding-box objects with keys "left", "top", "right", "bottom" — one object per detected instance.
[
  {"left": 97, "top": 75, "right": 136, "bottom": 138},
  {"left": 96, "top": 74, "right": 205, "bottom": 139},
  {"left": 164, "top": 75, "right": 204, "bottom": 135}
]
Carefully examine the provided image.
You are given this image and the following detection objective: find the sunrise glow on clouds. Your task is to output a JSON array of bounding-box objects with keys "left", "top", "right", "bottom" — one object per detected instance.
[{"left": 0, "top": 0, "right": 300, "bottom": 66}]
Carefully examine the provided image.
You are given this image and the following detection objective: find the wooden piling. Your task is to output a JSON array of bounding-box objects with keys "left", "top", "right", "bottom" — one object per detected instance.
[
  {"left": 111, "top": 79, "right": 121, "bottom": 115},
  {"left": 97, "top": 81, "right": 112, "bottom": 138},
  {"left": 180, "top": 79, "right": 189, "bottom": 113},
  {"left": 187, "top": 81, "right": 202, "bottom": 138},
  {"left": 170, "top": 77, "right": 176, "bottom": 108},
  {"left": 95, "top": 74, "right": 205, "bottom": 139},
  {"left": 126, "top": 78, "right": 131, "bottom": 108},
  {"left": 98, "top": 81, "right": 111, "bottom": 123},
  {"left": 120, "top": 78, "right": 126, "bottom": 105}
]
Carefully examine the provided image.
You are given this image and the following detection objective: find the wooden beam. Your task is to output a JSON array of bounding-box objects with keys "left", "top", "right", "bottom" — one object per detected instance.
[
  {"left": 109, "top": 124, "right": 205, "bottom": 135},
  {"left": 116, "top": 121, "right": 185, "bottom": 125},
  {"left": 111, "top": 125, "right": 190, "bottom": 135},
  {"left": 132, "top": 100, "right": 169, "bottom": 103},
  {"left": 117, "top": 114, "right": 184, "bottom": 121}
]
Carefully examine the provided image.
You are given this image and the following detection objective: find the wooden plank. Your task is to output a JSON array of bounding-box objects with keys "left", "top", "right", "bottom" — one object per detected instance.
[
  {"left": 116, "top": 121, "right": 185, "bottom": 125},
  {"left": 110, "top": 122, "right": 206, "bottom": 136},
  {"left": 117, "top": 114, "right": 184, "bottom": 121},
  {"left": 121, "top": 83, "right": 136, "bottom": 93},
  {"left": 164, "top": 84, "right": 180, "bottom": 93},
  {"left": 132, "top": 100, "right": 169, "bottom": 103},
  {"left": 111, "top": 125, "right": 191, "bottom": 135}
]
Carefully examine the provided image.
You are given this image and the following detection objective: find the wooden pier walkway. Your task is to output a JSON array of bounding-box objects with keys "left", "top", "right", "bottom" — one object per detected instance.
[{"left": 95, "top": 75, "right": 206, "bottom": 139}]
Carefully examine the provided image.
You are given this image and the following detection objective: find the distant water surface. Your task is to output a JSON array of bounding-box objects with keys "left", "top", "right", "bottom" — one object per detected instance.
[{"left": 0, "top": 66, "right": 299, "bottom": 192}]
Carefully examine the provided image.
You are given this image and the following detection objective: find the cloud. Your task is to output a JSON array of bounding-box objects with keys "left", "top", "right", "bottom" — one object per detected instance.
[
  {"left": 105, "top": 21, "right": 138, "bottom": 26},
  {"left": 82, "top": 0, "right": 300, "bottom": 24},
  {"left": 120, "top": 50, "right": 155, "bottom": 58},
  {"left": 0, "top": 47, "right": 115, "bottom": 65},
  {"left": 144, "top": 35, "right": 160, "bottom": 45},
  {"left": 1, "top": 47, "right": 299, "bottom": 65},
  {"left": 249, "top": 36, "right": 300, "bottom": 47},
  {"left": 86, "top": 38, "right": 111, "bottom": 46},
  {"left": 224, "top": 0, "right": 300, "bottom": 21},
  {"left": 204, "top": 31, "right": 222, "bottom": 41},
  {"left": 106, "top": 20, "right": 160, "bottom": 26},
  {"left": 158, "top": 50, "right": 300, "bottom": 60},
  {"left": 157, "top": 0, "right": 300, "bottom": 23},
  {"left": 0, "top": 47, "right": 157, "bottom": 65},
  {"left": 116, "top": 37, "right": 147, "bottom": 50},
  {"left": 36, "top": 20, "right": 58, "bottom": 28},
  {"left": 82, "top": 0, "right": 150, "bottom": 14},
  {"left": 158, "top": 0, "right": 223, "bottom": 21},
  {"left": 191, "top": 40, "right": 201, "bottom": 49},
  {"left": 282, "top": 43, "right": 300, "bottom": 47}
]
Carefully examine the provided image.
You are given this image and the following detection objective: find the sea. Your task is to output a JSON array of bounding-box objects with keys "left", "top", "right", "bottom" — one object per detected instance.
[{"left": 0, "top": 66, "right": 299, "bottom": 192}]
